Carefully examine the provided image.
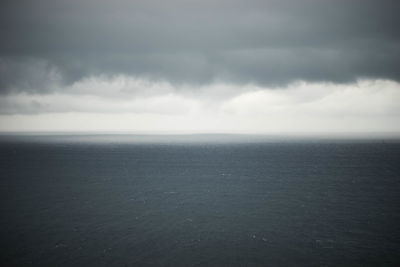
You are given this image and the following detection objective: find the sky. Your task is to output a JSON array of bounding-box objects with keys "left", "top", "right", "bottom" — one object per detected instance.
[{"left": 0, "top": 0, "right": 399, "bottom": 134}]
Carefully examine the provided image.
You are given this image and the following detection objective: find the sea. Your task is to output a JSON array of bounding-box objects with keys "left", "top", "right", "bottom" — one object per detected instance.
[{"left": 0, "top": 134, "right": 399, "bottom": 266}]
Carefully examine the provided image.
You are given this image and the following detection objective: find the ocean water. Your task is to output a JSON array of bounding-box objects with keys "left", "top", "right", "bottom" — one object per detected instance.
[{"left": 0, "top": 135, "right": 400, "bottom": 266}]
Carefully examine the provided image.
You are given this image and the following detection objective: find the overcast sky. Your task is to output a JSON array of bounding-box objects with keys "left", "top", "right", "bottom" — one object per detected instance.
[{"left": 0, "top": 0, "right": 399, "bottom": 133}]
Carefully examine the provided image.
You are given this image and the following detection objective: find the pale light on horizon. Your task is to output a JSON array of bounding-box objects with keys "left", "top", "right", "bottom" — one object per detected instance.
[{"left": 1, "top": 77, "right": 399, "bottom": 135}]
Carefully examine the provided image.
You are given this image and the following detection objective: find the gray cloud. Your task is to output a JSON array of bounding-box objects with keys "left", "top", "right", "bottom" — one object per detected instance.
[{"left": 1, "top": 0, "right": 400, "bottom": 93}]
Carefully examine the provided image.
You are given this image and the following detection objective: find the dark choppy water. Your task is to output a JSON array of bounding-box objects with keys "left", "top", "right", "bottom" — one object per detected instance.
[{"left": 1, "top": 135, "right": 400, "bottom": 266}]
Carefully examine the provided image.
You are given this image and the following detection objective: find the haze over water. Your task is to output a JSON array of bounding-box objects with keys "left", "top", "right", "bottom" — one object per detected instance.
[{"left": 1, "top": 134, "right": 399, "bottom": 266}]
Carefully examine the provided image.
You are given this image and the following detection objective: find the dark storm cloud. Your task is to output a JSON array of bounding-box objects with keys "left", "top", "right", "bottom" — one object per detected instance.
[{"left": 0, "top": 0, "right": 399, "bottom": 93}]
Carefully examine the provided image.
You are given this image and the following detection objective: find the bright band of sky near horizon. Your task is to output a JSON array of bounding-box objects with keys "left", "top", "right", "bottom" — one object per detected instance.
[{"left": 0, "top": 76, "right": 399, "bottom": 133}]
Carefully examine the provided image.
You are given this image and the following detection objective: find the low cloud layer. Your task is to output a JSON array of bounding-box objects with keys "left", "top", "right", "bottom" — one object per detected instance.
[{"left": 1, "top": 0, "right": 400, "bottom": 94}]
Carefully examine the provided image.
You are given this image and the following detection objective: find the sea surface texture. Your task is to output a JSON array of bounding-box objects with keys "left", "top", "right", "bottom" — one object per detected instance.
[{"left": 1, "top": 135, "right": 400, "bottom": 266}]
